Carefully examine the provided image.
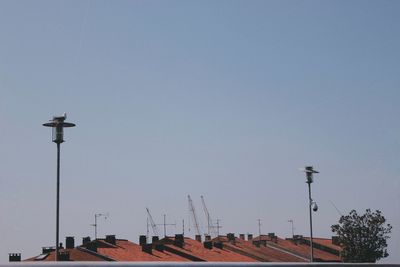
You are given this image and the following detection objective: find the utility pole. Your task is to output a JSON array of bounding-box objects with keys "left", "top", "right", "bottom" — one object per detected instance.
[{"left": 258, "top": 219, "right": 262, "bottom": 246}]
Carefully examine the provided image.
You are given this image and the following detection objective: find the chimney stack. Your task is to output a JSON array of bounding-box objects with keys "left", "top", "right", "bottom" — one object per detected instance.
[
  {"left": 174, "top": 234, "right": 184, "bottom": 247},
  {"left": 227, "top": 233, "right": 235, "bottom": 242},
  {"left": 82, "top": 236, "right": 91, "bottom": 246},
  {"left": 66, "top": 236, "right": 75, "bottom": 249},
  {"left": 239, "top": 234, "right": 245, "bottom": 240},
  {"left": 139, "top": 235, "right": 147, "bottom": 246},
  {"left": 105, "top": 235, "right": 116, "bottom": 245},
  {"left": 195, "top": 235, "right": 202, "bottom": 242},
  {"left": 247, "top": 234, "right": 253, "bottom": 241},
  {"left": 8, "top": 253, "right": 21, "bottom": 262}
]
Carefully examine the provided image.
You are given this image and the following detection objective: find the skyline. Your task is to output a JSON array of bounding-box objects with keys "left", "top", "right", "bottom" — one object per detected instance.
[{"left": 0, "top": 0, "right": 399, "bottom": 263}]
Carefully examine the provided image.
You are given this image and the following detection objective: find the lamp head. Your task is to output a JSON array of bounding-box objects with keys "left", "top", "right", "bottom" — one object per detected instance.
[
  {"left": 43, "top": 113, "right": 75, "bottom": 143},
  {"left": 303, "top": 166, "right": 319, "bottom": 183}
]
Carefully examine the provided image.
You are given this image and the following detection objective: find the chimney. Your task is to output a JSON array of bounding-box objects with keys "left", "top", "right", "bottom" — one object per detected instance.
[
  {"left": 268, "top": 233, "right": 275, "bottom": 238},
  {"left": 142, "top": 244, "right": 152, "bottom": 254},
  {"left": 66, "top": 236, "right": 75, "bottom": 249},
  {"left": 203, "top": 241, "right": 212, "bottom": 249},
  {"left": 152, "top": 236, "right": 159, "bottom": 244},
  {"left": 195, "top": 235, "right": 202, "bottom": 242},
  {"left": 58, "top": 251, "right": 70, "bottom": 261},
  {"left": 105, "top": 235, "right": 116, "bottom": 245},
  {"left": 205, "top": 235, "right": 211, "bottom": 241},
  {"left": 239, "top": 234, "right": 245, "bottom": 240},
  {"left": 213, "top": 241, "right": 223, "bottom": 249},
  {"left": 332, "top": 236, "right": 340, "bottom": 246},
  {"left": 227, "top": 233, "right": 235, "bottom": 242},
  {"left": 82, "top": 236, "right": 91, "bottom": 246},
  {"left": 247, "top": 234, "right": 253, "bottom": 241},
  {"left": 8, "top": 253, "right": 21, "bottom": 262},
  {"left": 139, "top": 235, "right": 147, "bottom": 246},
  {"left": 174, "top": 234, "right": 184, "bottom": 247}
]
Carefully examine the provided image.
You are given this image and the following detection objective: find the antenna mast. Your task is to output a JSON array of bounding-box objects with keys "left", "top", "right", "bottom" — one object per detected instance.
[{"left": 91, "top": 213, "right": 108, "bottom": 240}]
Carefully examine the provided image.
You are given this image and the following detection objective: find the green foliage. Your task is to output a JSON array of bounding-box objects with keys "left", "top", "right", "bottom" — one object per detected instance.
[{"left": 331, "top": 209, "right": 392, "bottom": 262}]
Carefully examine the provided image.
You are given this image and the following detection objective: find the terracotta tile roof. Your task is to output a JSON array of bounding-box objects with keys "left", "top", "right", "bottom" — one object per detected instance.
[
  {"left": 255, "top": 235, "right": 341, "bottom": 262},
  {"left": 24, "top": 248, "right": 107, "bottom": 262},
  {"left": 93, "top": 239, "right": 189, "bottom": 261},
  {"left": 162, "top": 237, "right": 257, "bottom": 262},
  {"left": 312, "top": 237, "right": 342, "bottom": 251},
  {"left": 214, "top": 236, "right": 306, "bottom": 262}
]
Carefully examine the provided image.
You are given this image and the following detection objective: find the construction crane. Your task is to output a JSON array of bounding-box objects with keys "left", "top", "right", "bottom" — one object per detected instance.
[
  {"left": 146, "top": 207, "right": 160, "bottom": 237},
  {"left": 201, "top": 195, "right": 214, "bottom": 236},
  {"left": 188, "top": 195, "right": 201, "bottom": 236}
]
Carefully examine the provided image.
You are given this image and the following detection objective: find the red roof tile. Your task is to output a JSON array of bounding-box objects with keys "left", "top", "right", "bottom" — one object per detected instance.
[
  {"left": 25, "top": 248, "right": 107, "bottom": 262},
  {"left": 163, "top": 237, "right": 257, "bottom": 262},
  {"left": 255, "top": 235, "right": 341, "bottom": 262},
  {"left": 94, "top": 239, "right": 189, "bottom": 261},
  {"left": 215, "top": 236, "right": 306, "bottom": 262}
]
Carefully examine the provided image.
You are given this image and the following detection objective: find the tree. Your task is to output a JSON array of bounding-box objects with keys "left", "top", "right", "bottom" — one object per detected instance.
[{"left": 331, "top": 209, "right": 392, "bottom": 262}]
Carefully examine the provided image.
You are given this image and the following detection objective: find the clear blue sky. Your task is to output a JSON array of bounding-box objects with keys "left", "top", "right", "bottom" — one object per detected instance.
[{"left": 0, "top": 0, "right": 399, "bottom": 263}]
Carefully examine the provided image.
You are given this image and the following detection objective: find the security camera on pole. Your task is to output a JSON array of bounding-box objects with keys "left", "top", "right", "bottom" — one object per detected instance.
[{"left": 302, "top": 166, "right": 319, "bottom": 262}]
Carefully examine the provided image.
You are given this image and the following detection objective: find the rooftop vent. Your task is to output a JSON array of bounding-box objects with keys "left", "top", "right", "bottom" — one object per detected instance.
[{"left": 8, "top": 253, "right": 21, "bottom": 262}]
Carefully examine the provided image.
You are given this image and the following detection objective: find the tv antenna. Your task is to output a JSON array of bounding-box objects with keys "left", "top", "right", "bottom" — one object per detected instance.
[{"left": 91, "top": 213, "right": 109, "bottom": 240}]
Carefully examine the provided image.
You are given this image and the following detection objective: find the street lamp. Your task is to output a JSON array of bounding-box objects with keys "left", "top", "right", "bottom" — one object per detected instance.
[
  {"left": 302, "top": 166, "right": 319, "bottom": 262},
  {"left": 43, "top": 113, "right": 75, "bottom": 261}
]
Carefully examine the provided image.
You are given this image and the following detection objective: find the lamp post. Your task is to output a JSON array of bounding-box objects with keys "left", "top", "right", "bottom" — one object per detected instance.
[
  {"left": 303, "top": 166, "right": 319, "bottom": 262},
  {"left": 43, "top": 113, "right": 75, "bottom": 261}
]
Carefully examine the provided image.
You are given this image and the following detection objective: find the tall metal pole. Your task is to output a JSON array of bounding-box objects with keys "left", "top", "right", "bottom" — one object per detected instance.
[
  {"left": 308, "top": 182, "right": 314, "bottom": 262},
  {"left": 164, "top": 214, "right": 166, "bottom": 238},
  {"left": 94, "top": 215, "right": 98, "bottom": 240},
  {"left": 43, "top": 114, "right": 75, "bottom": 262},
  {"left": 55, "top": 142, "right": 60, "bottom": 261}
]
